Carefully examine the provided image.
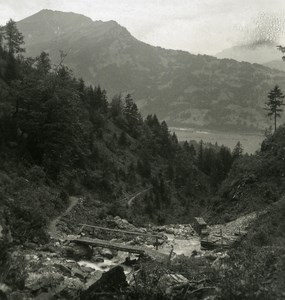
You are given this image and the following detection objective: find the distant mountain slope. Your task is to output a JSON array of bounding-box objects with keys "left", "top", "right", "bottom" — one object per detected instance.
[
  {"left": 215, "top": 43, "right": 281, "bottom": 64},
  {"left": 17, "top": 10, "right": 285, "bottom": 132},
  {"left": 216, "top": 43, "right": 285, "bottom": 72},
  {"left": 263, "top": 60, "right": 285, "bottom": 72}
]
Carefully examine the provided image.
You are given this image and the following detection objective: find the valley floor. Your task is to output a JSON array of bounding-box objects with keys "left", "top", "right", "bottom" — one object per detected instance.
[{"left": 171, "top": 127, "right": 264, "bottom": 154}]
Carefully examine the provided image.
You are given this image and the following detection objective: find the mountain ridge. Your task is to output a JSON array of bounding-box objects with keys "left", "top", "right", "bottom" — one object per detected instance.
[{"left": 17, "top": 10, "right": 285, "bottom": 132}]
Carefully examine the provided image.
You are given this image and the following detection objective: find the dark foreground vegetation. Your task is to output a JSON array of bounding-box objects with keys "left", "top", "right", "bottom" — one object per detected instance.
[{"left": 0, "top": 19, "right": 284, "bottom": 299}]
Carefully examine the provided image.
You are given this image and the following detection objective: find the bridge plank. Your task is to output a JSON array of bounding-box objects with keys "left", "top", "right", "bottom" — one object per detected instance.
[{"left": 71, "top": 237, "right": 145, "bottom": 254}]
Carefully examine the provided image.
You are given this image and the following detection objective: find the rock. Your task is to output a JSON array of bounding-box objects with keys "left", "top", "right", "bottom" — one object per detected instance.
[
  {"left": 58, "top": 277, "right": 84, "bottom": 299},
  {"left": 158, "top": 273, "right": 189, "bottom": 295},
  {"left": 72, "top": 267, "right": 85, "bottom": 280},
  {"left": 133, "top": 236, "right": 143, "bottom": 245},
  {"left": 126, "top": 270, "right": 140, "bottom": 286},
  {"left": 24, "top": 242, "right": 38, "bottom": 250},
  {"left": 91, "top": 256, "right": 104, "bottom": 263},
  {"left": 111, "top": 249, "right": 118, "bottom": 257},
  {"left": 34, "top": 292, "right": 54, "bottom": 300},
  {"left": 211, "top": 253, "right": 230, "bottom": 270},
  {"left": 80, "top": 266, "right": 94, "bottom": 273},
  {"left": 157, "top": 238, "right": 165, "bottom": 245},
  {"left": 26, "top": 272, "right": 64, "bottom": 292},
  {"left": 54, "top": 264, "right": 72, "bottom": 276},
  {"left": 137, "top": 227, "right": 147, "bottom": 233},
  {"left": 40, "top": 244, "right": 58, "bottom": 253},
  {"left": 8, "top": 291, "right": 25, "bottom": 300},
  {"left": 113, "top": 216, "right": 136, "bottom": 230},
  {"left": 62, "top": 243, "right": 93, "bottom": 261},
  {"left": 204, "top": 252, "right": 218, "bottom": 261},
  {"left": 0, "top": 283, "right": 11, "bottom": 295},
  {"left": 157, "top": 226, "right": 166, "bottom": 232},
  {"left": 81, "top": 266, "right": 128, "bottom": 300},
  {"left": 99, "top": 248, "right": 113, "bottom": 259},
  {"left": 84, "top": 271, "right": 103, "bottom": 289},
  {"left": 166, "top": 228, "right": 175, "bottom": 234}
]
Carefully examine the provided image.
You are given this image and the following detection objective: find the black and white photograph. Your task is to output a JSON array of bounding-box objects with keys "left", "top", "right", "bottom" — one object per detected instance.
[{"left": 0, "top": 1, "right": 285, "bottom": 299}]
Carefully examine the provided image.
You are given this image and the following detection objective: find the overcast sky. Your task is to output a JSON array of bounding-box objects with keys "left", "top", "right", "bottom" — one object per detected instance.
[{"left": 1, "top": 0, "right": 285, "bottom": 55}]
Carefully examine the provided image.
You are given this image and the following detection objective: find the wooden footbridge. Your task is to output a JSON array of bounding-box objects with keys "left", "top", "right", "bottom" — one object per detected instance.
[{"left": 69, "top": 224, "right": 163, "bottom": 255}]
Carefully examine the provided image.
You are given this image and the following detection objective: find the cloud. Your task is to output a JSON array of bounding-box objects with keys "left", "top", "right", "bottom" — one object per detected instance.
[{"left": 238, "top": 12, "right": 285, "bottom": 48}]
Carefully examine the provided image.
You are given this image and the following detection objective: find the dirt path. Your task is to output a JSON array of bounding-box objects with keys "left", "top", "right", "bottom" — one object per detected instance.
[
  {"left": 127, "top": 188, "right": 152, "bottom": 208},
  {"left": 48, "top": 196, "right": 79, "bottom": 239}
]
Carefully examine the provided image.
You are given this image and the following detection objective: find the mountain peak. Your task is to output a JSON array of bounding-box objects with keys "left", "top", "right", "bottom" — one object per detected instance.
[
  {"left": 22, "top": 9, "right": 93, "bottom": 24},
  {"left": 17, "top": 10, "right": 133, "bottom": 47}
]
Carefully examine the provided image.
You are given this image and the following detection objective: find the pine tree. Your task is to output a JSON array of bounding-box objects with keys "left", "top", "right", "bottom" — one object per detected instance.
[
  {"left": 111, "top": 94, "right": 123, "bottom": 118},
  {"left": 123, "top": 94, "right": 142, "bottom": 137},
  {"left": 265, "top": 85, "right": 285, "bottom": 132},
  {"left": 3, "top": 19, "right": 25, "bottom": 54},
  {"left": 232, "top": 141, "right": 243, "bottom": 159},
  {"left": 35, "top": 52, "right": 51, "bottom": 75}
]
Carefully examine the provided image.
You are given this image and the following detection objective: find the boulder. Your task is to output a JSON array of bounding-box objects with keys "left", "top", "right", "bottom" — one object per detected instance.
[
  {"left": 0, "top": 283, "right": 11, "bottom": 295},
  {"left": 54, "top": 264, "right": 72, "bottom": 276},
  {"left": 72, "top": 267, "right": 85, "bottom": 280},
  {"left": 158, "top": 273, "right": 188, "bottom": 295},
  {"left": 80, "top": 266, "right": 128, "bottom": 300},
  {"left": 165, "top": 228, "right": 175, "bottom": 234},
  {"left": 84, "top": 271, "right": 103, "bottom": 289},
  {"left": 62, "top": 243, "right": 93, "bottom": 261},
  {"left": 80, "top": 266, "right": 95, "bottom": 273},
  {"left": 91, "top": 256, "right": 104, "bottom": 263},
  {"left": 114, "top": 216, "right": 136, "bottom": 230},
  {"left": 57, "top": 277, "right": 84, "bottom": 299},
  {"left": 99, "top": 248, "right": 113, "bottom": 259},
  {"left": 25, "top": 272, "right": 64, "bottom": 292},
  {"left": 157, "top": 226, "right": 166, "bottom": 232}
]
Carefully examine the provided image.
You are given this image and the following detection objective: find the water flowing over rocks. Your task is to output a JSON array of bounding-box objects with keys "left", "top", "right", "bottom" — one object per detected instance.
[{"left": 0, "top": 212, "right": 257, "bottom": 299}]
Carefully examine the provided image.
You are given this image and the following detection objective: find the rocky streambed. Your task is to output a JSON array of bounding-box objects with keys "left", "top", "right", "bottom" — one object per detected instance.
[{"left": 1, "top": 216, "right": 235, "bottom": 299}]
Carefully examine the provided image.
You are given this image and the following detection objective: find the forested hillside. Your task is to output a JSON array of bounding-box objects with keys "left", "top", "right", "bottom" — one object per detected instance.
[
  {"left": 1, "top": 19, "right": 285, "bottom": 300},
  {"left": 211, "top": 125, "right": 285, "bottom": 222},
  {"left": 17, "top": 9, "right": 285, "bottom": 132},
  {"left": 0, "top": 19, "right": 237, "bottom": 244}
]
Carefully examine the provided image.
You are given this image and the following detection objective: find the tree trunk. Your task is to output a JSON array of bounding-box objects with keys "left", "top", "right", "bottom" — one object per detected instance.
[{"left": 274, "top": 111, "right": 277, "bottom": 132}]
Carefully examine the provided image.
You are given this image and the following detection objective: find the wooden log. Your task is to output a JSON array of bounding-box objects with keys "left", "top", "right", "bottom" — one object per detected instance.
[
  {"left": 79, "top": 223, "right": 162, "bottom": 238},
  {"left": 71, "top": 237, "right": 145, "bottom": 255}
]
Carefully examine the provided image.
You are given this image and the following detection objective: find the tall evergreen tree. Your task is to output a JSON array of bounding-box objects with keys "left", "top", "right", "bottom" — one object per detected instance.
[
  {"left": 123, "top": 94, "right": 142, "bottom": 137},
  {"left": 3, "top": 19, "right": 25, "bottom": 54},
  {"left": 265, "top": 85, "right": 285, "bottom": 132},
  {"left": 232, "top": 141, "right": 243, "bottom": 159}
]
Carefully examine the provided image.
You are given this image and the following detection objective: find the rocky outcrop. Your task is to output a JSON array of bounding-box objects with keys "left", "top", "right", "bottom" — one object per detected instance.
[
  {"left": 113, "top": 216, "right": 137, "bottom": 231},
  {"left": 80, "top": 266, "right": 128, "bottom": 299}
]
